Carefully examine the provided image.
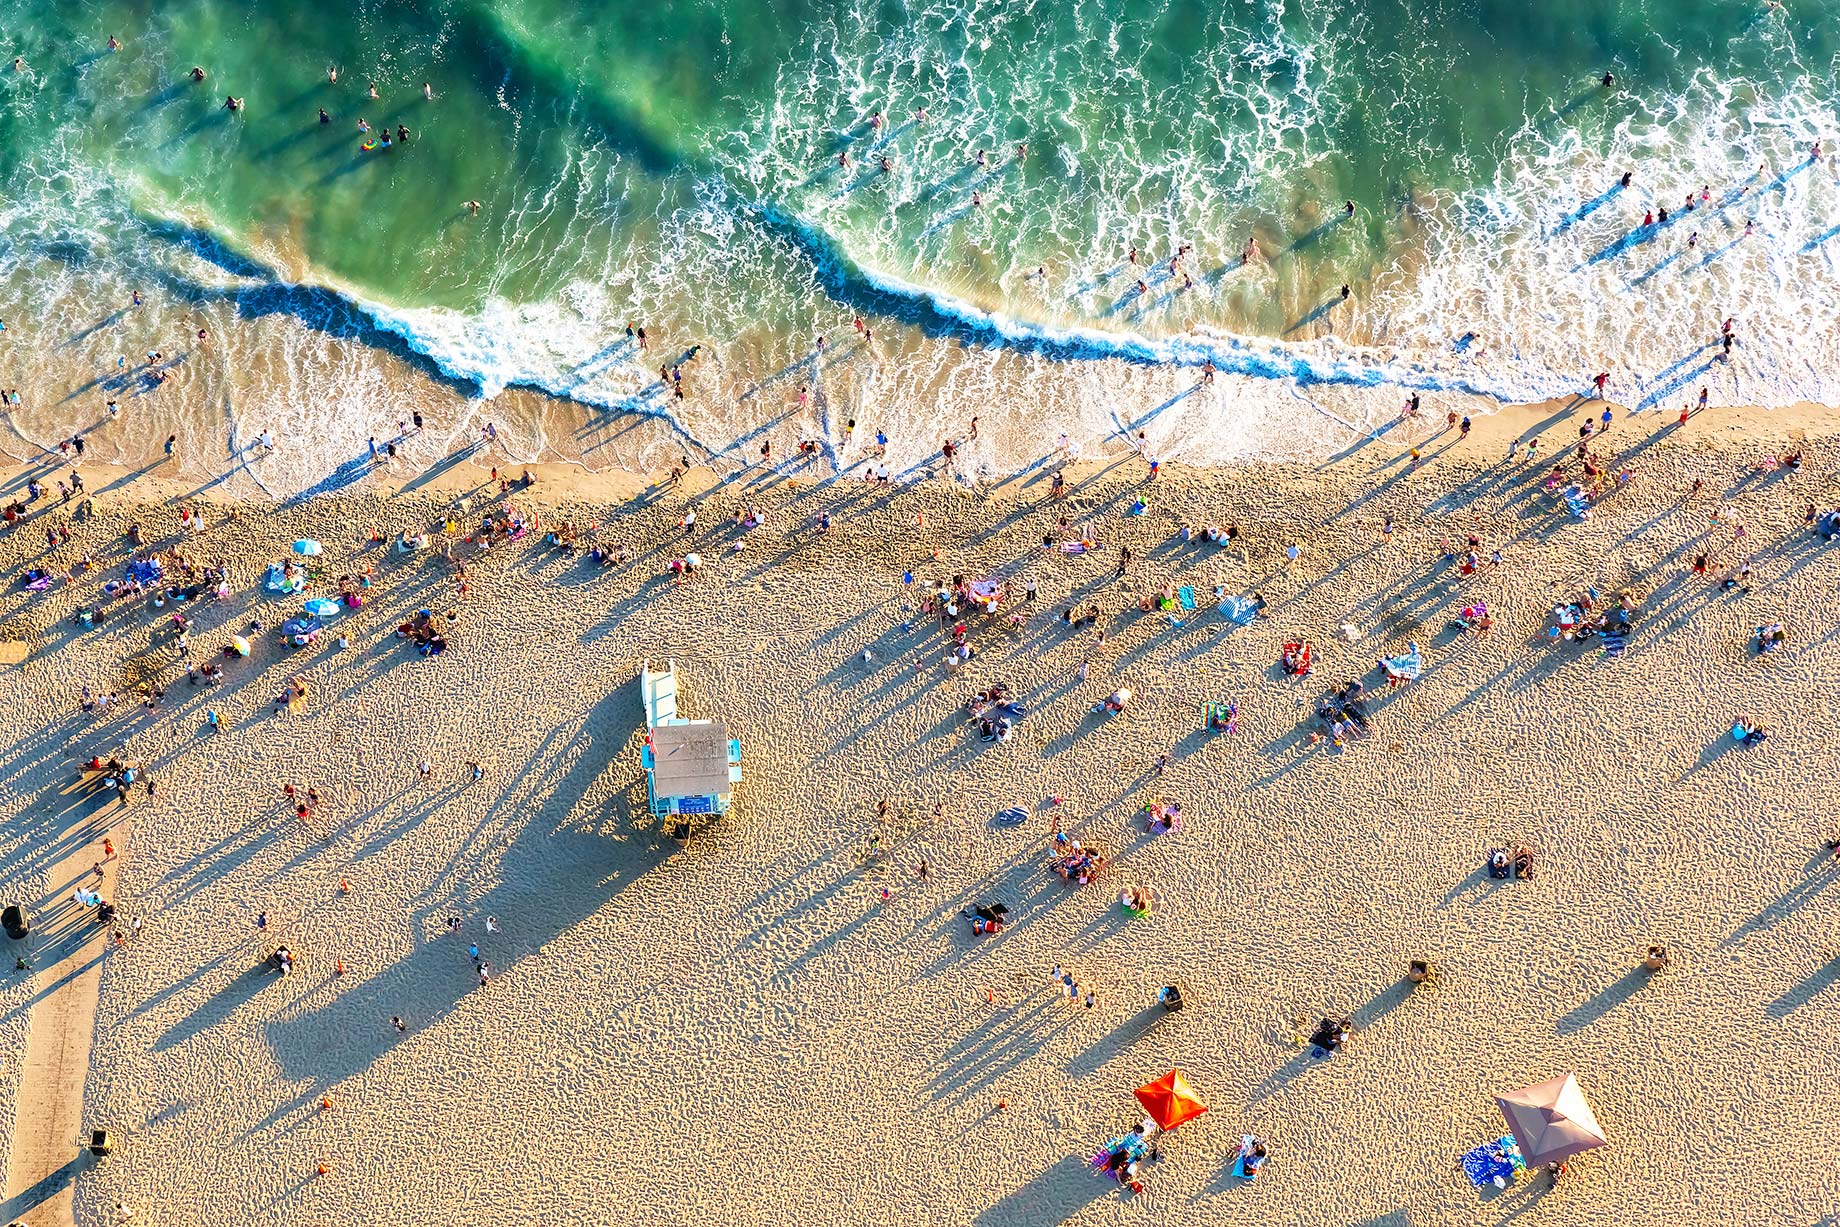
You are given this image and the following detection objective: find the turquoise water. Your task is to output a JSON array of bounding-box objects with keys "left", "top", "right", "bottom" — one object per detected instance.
[{"left": 0, "top": 0, "right": 1836, "bottom": 484}]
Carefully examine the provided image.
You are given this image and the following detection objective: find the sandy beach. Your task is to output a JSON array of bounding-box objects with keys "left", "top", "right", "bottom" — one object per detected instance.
[{"left": 0, "top": 396, "right": 1838, "bottom": 1226}]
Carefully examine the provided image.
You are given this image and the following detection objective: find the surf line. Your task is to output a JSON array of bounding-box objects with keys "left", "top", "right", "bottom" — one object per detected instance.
[{"left": 746, "top": 201, "right": 1542, "bottom": 406}]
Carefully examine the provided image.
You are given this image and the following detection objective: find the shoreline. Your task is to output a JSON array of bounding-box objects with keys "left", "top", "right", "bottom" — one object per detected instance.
[{"left": 1, "top": 392, "right": 1831, "bottom": 518}]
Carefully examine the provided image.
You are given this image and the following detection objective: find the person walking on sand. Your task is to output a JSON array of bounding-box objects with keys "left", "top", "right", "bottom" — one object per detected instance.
[{"left": 1592, "top": 371, "right": 1609, "bottom": 399}]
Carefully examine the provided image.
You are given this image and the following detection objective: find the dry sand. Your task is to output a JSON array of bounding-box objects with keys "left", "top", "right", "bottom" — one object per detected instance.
[{"left": 0, "top": 397, "right": 1838, "bottom": 1226}]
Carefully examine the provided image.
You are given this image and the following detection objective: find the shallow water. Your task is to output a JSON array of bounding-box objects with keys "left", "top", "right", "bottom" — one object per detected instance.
[{"left": 0, "top": 0, "right": 1835, "bottom": 491}]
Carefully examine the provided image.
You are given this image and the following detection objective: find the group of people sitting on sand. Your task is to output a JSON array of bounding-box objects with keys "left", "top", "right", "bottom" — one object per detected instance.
[
  {"left": 1487, "top": 846, "right": 1537, "bottom": 881},
  {"left": 1310, "top": 681, "right": 1371, "bottom": 748},
  {"left": 1143, "top": 799, "right": 1182, "bottom": 835},
  {"left": 1049, "top": 831, "right": 1104, "bottom": 885},
  {"left": 1092, "top": 1124, "right": 1159, "bottom": 1190},
  {"left": 966, "top": 683, "right": 1025, "bottom": 743},
  {"left": 1547, "top": 587, "right": 1636, "bottom": 643},
  {"left": 396, "top": 608, "right": 453, "bottom": 656}
]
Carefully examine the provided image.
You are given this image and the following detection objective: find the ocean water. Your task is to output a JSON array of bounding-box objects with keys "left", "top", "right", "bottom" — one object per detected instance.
[{"left": 0, "top": 0, "right": 1835, "bottom": 491}]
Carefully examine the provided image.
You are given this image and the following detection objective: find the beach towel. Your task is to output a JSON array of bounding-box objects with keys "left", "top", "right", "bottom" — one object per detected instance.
[
  {"left": 1381, "top": 644, "right": 1423, "bottom": 681},
  {"left": 992, "top": 806, "right": 1029, "bottom": 828},
  {"left": 1460, "top": 1141, "right": 1518, "bottom": 1189},
  {"left": 1177, "top": 586, "right": 1196, "bottom": 610},
  {"left": 1219, "top": 595, "right": 1258, "bottom": 625}
]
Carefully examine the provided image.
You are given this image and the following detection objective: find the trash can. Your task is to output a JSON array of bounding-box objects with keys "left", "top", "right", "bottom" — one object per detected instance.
[
  {"left": 1157, "top": 984, "right": 1184, "bottom": 1013},
  {"left": 2, "top": 904, "right": 26, "bottom": 940},
  {"left": 88, "top": 1129, "right": 111, "bottom": 1157}
]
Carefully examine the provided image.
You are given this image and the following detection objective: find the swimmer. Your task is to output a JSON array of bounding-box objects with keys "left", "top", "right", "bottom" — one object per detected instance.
[
  {"left": 1035, "top": 264, "right": 1046, "bottom": 277},
  {"left": 464, "top": 199, "right": 481, "bottom": 215},
  {"left": 318, "top": 108, "right": 330, "bottom": 124},
  {"left": 223, "top": 96, "right": 242, "bottom": 112},
  {"left": 1620, "top": 170, "right": 1632, "bottom": 188},
  {"left": 368, "top": 82, "right": 379, "bottom": 99},
  {"left": 1135, "top": 279, "right": 1147, "bottom": 296},
  {"left": 10, "top": 58, "right": 22, "bottom": 73},
  {"left": 1601, "top": 71, "right": 1614, "bottom": 88},
  {"left": 357, "top": 117, "right": 369, "bottom": 133},
  {"left": 971, "top": 189, "right": 981, "bottom": 207},
  {"left": 1015, "top": 142, "right": 1027, "bottom": 162},
  {"left": 108, "top": 36, "right": 120, "bottom": 52},
  {"left": 975, "top": 148, "right": 987, "bottom": 167},
  {"left": 868, "top": 109, "right": 882, "bottom": 130},
  {"left": 1340, "top": 282, "right": 1351, "bottom": 300},
  {"left": 915, "top": 105, "right": 928, "bottom": 125},
  {"left": 1344, "top": 199, "right": 1355, "bottom": 215},
  {"left": 838, "top": 150, "right": 849, "bottom": 169},
  {"left": 397, "top": 124, "right": 409, "bottom": 143},
  {"left": 189, "top": 66, "right": 206, "bottom": 81},
  {"left": 878, "top": 155, "right": 892, "bottom": 174},
  {"left": 328, "top": 66, "right": 338, "bottom": 84},
  {"left": 423, "top": 82, "right": 433, "bottom": 101}
]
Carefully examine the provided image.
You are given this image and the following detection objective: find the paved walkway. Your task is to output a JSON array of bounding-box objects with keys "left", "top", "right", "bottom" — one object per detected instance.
[{"left": 2, "top": 819, "right": 120, "bottom": 1227}]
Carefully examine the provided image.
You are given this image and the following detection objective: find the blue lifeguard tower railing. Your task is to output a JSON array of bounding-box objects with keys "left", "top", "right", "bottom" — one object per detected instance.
[{"left": 639, "top": 659, "right": 742, "bottom": 820}]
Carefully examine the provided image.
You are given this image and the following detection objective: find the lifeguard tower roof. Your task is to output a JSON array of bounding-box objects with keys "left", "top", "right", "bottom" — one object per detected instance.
[
  {"left": 641, "top": 659, "right": 741, "bottom": 819},
  {"left": 647, "top": 720, "right": 734, "bottom": 801}
]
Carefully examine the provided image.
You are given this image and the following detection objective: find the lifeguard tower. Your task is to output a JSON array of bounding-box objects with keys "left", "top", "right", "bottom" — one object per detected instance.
[{"left": 640, "top": 659, "right": 742, "bottom": 824}]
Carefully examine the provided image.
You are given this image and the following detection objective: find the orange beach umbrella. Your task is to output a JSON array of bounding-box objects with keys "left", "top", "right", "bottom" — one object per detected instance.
[{"left": 1134, "top": 1069, "right": 1208, "bottom": 1132}]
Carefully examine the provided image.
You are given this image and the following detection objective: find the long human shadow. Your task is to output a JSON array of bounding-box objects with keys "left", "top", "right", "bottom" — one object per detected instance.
[
  {"left": 1801, "top": 222, "right": 1840, "bottom": 252},
  {"left": 0, "top": 1154, "right": 94, "bottom": 1222},
  {"left": 1766, "top": 956, "right": 1840, "bottom": 1017},
  {"left": 1064, "top": 1003, "right": 1170, "bottom": 1078},
  {"left": 925, "top": 994, "right": 1075, "bottom": 1103},
  {"left": 1554, "top": 965, "right": 1649, "bottom": 1034},
  {"left": 1285, "top": 211, "right": 1351, "bottom": 254},
  {"left": 260, "top": 683, "right": 664, "bottom": 1089},
  {"left": 1551, "top": 180, "right": 1623, "bottom": 236},
  {"left": 1282, "top": 295, "right": 1344, "bottom": 336},
  {"left": 972, "top": 1153, "right": 1109, "bottom": 1227},
  {"left": 1720, "top": 866, "right": 1839, "bottom": 946}
]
